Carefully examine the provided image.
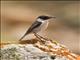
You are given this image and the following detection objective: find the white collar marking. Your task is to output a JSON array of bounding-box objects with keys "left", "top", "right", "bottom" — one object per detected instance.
[{"left": 37, "top": 18, "right": 45, "bottom": 22}]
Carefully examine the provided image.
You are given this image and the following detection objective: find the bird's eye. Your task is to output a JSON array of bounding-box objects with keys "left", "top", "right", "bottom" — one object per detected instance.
[{"left": 38, "top": 16, "right": 49, "bottom": 20}]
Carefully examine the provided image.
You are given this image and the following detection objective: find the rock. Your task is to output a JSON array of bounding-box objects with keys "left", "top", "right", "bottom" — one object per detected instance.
[{"left": 1, "top": 44, "right": 68, "bottom": 60}]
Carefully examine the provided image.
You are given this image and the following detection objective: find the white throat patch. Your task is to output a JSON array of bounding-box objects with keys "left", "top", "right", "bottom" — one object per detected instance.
[{"left": 37, "top": 18, "right": 45, "bottom": 22}]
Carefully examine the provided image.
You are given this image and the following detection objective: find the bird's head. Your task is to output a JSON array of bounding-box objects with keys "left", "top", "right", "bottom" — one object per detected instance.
[{"left": 37, "top": 15, "right": 56, "bottom": 20}]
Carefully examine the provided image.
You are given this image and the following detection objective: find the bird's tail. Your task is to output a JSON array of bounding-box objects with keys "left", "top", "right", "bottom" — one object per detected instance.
[{"left": 19, "top": 32, "right": 29, "bottom": 41}]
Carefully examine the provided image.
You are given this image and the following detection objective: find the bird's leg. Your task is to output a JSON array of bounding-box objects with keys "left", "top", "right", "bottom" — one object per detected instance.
[
  {"left": 33, "top": 32, "right": 46, "bottom": 43},
  {"left": 36, "top": 33, "right": 52, "bottom": 41},
  {"left": 37, "top": 34, "right": 48, "bottom": 40},
  {"left": 35, "top": 33, "right": 54, "bottom": 43}
]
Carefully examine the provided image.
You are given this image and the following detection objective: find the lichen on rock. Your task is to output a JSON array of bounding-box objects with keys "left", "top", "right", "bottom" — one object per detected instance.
[{"left": 1, "top": 44, "right": 69, "bottom": 60}]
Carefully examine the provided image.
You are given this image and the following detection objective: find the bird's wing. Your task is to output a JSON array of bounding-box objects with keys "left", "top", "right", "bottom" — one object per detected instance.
[
  {"left": 19, "top": 21, "right": 42, "bottom": 41},
  {"left": 27, "top": 21, "right": 42, "bottom": 34}
]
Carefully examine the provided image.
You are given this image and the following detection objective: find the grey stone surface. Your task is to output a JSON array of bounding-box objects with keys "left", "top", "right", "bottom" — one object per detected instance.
[{"left": 1, "top": 44, "right": 68, "bottom": 60}]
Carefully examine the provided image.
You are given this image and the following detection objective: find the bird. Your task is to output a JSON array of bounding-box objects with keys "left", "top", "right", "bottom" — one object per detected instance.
[{"left": 19, "top": 15, "right": 56, "bottom": 41}]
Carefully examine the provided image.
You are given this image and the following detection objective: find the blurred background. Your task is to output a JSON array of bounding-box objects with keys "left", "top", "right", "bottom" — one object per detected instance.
[{"left": 1, "top": 1, "right": 80, "bottom": 54}]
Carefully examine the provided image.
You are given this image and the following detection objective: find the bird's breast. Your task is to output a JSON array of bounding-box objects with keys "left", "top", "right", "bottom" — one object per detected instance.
[{"left": 40, "top": 20, "right": 49, "bottom": 31}]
